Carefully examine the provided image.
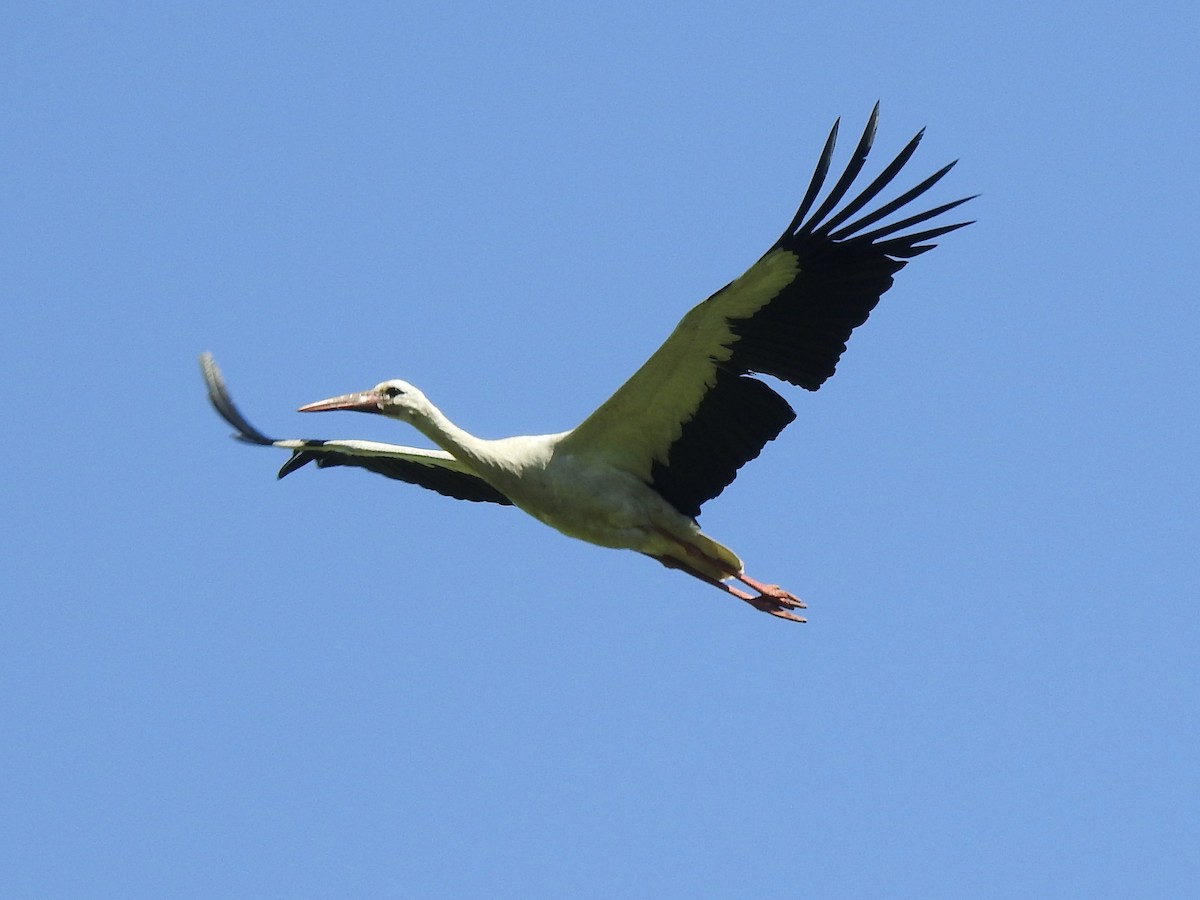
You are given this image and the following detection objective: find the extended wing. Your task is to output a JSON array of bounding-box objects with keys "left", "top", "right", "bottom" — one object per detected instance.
[
  {"left": 561, "top": 104, "right": 973, "bottom": 518},
  {"left": 200, "top": 353, "right": 513, "bottom": 506}
]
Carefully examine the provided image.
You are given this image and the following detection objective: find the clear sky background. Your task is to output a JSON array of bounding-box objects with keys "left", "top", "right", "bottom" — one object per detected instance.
[{"left": 3, "top": 3, "right": 1197, "bottom": 897}]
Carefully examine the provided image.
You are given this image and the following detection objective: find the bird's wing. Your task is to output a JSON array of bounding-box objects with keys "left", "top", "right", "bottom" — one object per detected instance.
[
  {"left": 200, "top": 354, "right": 514, "bottom": 506},
  {"left": 561, "top": 104, "right": 973, "bottom": 518}
]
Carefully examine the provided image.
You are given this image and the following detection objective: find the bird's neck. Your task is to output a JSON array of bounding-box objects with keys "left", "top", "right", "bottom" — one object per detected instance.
[{"left": 409, "top": 401, "right": 498, "bottom": 471}]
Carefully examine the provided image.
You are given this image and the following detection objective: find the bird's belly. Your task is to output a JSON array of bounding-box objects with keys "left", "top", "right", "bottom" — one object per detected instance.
[
  {"left": 519, "top": 493, "right": 653, "bottom": 551},
  {"left": 492, "top": 459, "right": 741, "bottom": 580},
  {"left": 502, "top": 465, "right": 674, "bottom": 553}
]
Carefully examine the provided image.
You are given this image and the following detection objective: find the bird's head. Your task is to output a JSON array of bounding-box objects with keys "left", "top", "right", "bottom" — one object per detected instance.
[{"left": 297, "top": 379, "right": 428, "bottom": 421}]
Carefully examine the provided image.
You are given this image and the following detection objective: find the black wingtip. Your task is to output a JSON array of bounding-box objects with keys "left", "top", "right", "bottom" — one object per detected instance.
[
  {"left": 796, "top": 106, "right": 881, "bottom": 236},
  {"left": 199, "top": 352, "right": 276, "bottom": 446},
  {"left": 775, "top": 115, "right": 841, "bottom": 243},
  {"left": 777, "top": 105, "right": 974, "bottom": 255},
  {"left": 277, "top": 451, "right": 314, "bottom": 479}
]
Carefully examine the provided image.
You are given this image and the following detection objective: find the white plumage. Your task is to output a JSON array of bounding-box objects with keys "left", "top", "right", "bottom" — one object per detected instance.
[{"left": 202, "top": 105, "right": 972, "bottom": 622}]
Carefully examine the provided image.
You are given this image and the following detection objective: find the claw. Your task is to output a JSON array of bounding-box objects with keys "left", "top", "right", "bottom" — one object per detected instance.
[{"left": 774, "top": 593, "right": 807, "bottom": 609}]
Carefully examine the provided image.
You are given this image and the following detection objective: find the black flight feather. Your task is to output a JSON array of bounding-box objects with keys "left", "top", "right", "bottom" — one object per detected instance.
[
  {"left": 278, "top": 446, "right": 513, "bottom": 505},
  {"left": 650, "top": 369, "right": 796, "bottom": 519},
  {"left": 726, "top": 106, "right": 974, "bottom": 392},
  {"left": 648, "top": 107, "right": 972, "bottom": 517}
]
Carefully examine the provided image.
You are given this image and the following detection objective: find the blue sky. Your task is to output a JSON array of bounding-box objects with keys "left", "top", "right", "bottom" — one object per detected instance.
[{"left": 3, "top": 2, "right": 1197, "bottom": 897}]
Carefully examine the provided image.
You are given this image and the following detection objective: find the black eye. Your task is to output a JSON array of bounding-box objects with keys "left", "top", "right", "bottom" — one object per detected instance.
[{"left": 382, "top": 385, "right": 404, "bottom": 399}]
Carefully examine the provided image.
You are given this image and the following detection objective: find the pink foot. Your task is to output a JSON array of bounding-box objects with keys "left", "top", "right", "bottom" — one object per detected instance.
[
  {"left": 742, "top": 592, "right": 808, "bottom": 623},
  {"left": 724, "top": 580, "right": 805, "bottom": 622},
  {"left": 737, "top": 574, "right": 806, "bottom": 609}
]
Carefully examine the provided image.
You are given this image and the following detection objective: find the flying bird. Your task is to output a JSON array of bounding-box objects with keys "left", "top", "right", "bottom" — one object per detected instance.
[{"left": 202, "top": 105, "right": 972, "bottom": 622}]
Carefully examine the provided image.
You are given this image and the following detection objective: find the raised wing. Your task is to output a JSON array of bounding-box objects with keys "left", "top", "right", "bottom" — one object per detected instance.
[
  {"left": 561, "top": 104, "right": 973, "bottom": 518},
  {"left": 200, "top": 353, "right": 513, "bottom": 506}
]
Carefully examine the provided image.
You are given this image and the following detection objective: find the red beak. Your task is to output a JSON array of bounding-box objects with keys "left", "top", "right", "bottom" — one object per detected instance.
[{"left": 297, "top": 391, "right": 382, "bottom": 414}]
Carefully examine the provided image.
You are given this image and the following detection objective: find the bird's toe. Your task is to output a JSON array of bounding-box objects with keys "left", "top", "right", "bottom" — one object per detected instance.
[{"left": 767, "top": 608, "right": 808, "bottom": 623}]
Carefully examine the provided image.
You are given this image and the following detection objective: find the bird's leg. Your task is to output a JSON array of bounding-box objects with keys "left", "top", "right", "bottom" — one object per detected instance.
[{"left": 649, "top": 542, "right": 806, "bottom": 623}]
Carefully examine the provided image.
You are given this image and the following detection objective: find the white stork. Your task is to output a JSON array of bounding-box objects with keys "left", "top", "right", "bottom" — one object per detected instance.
[{"left": 202, "top": 105, "right": 972, "bottom": 622}]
